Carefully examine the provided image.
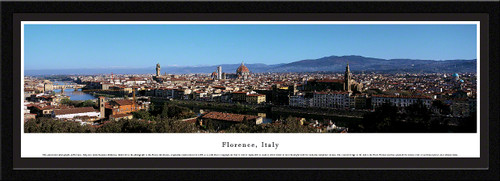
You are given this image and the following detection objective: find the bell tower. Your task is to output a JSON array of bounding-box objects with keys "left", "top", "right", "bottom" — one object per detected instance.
[
  {"left": 217, "top": 66, "right": 222, "bottom": 80},
  {"left": 156, "top": 63, "right": 161, "bottom": 77},
  {"left": 98, "top": 96, "right": 106, "bottom": 119},
  {"left": 344, "top": 63, "right": 352, "bottom": 92}
]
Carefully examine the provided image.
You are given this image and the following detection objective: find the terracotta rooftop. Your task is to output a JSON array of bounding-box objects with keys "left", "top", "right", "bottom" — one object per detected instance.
[
  {"left": 232, "top": 91, "right": 247, "bottom": 94},
  {"left": 54, "top": 107, "right": 98, "bottom": 115},
  {"left": 213, "top": 86, "right": 226, "bottom": 89},
  {"left": 32, "top": 104, "right": 55, "bottom": 110},
  {"left": 109, "top": 113, "right": 132, "bottom": 119},
  {"left": 74, "top": 115, "right": 100, "bottom": 121},
  {"left": 201, "top": 112, "right": 260, "bottom": 122},
  {"left": 314, "top": 91, "right": 349, "bottom": 95},
  {"left": 446, "top": 98, "right": 469, "bottom": 101},
  {"left": 372, "top": 95, "right": 431, "bottom": 99},
  {"left": 111, "top": 99, "right": 134, "bottom": 106},
  {"left": 310, "top": 79, "right": 344, "bottom": 83},
  {"left": 236, "top": 63, "right": 250, "bottom": 73},
  {"left": 247, "top": 94, "right": 265, "bottom": 97},
  {"left": 128, "top": 77, "right": 144, "bottom": 81},
  {"left": 104, "top": 102, "right": 112, "bottom": 109}
]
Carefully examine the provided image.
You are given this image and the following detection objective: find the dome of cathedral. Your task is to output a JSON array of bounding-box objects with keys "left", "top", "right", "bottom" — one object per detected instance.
[{"left": 236, "top": 62, "right": 250, "bottom": 73}]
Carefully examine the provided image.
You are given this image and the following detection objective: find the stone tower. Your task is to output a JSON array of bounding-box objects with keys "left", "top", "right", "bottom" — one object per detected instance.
[
  {"left": 43, "top": 83, "right": 53, "bottom": 92},
  {"left": 217, "top": 66, "right": 222, "bottom": 80},
  {"left": 99, "top": 96, "right": 105, "bottom": 119},
  {"left": 156, "top": 63, "right": 161, "bottom": 77},
  {"left": 344, "top": 63, "right": 352, "bottom": 92}
]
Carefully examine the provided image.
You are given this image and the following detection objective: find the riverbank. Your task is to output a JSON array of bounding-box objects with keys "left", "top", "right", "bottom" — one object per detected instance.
[{"left": 89, "top": 92, "right": 117, "bottom": 98}]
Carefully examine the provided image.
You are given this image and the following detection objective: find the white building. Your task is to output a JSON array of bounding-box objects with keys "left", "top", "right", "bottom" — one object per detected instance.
[
  {"left": 124, "top": 77, "right": 146, "bottom": 86},
  {"left": 209, "top": 93, "right": 222, "bottom": 101},
  {"left": 154, "top": 88, "right": 175, "bottom": 98},
  {"left": 289, "top": 93, "right": 313, "bottom": 107},
  {"left": 371, "top": 95, "right": 432, "bottom": 109},
  {"left": 290, "top": 91, "right": 351, "bottom": 109},
  {"left": 24, "top": 101, "right": 37, "bottom": 121},
  {"left": 23, "top": 101, "right": 30, "bottom": 114},
  {"left": 52, "top": 107, "right": 100, "bottom": 121},
  {"left": 193, "top": 91, "right": 208, "bottom": 100},
  {"left": 312, "top": 91, "right": 351, "bottom": 109}
]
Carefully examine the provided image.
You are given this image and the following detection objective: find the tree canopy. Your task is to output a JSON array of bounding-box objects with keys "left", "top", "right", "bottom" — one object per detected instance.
[{"left": 359, "top": 101, "right": 467, "bottom": 133}]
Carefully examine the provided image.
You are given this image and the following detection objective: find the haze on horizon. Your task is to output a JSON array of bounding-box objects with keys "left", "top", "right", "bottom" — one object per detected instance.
[{"left": 24, "top": 24, "right": 477, "bottom": 70}]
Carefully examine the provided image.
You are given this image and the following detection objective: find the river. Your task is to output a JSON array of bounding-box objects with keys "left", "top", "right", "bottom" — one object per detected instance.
[{"left": 52, "top": 81, "right": 96, "bottom": 101}]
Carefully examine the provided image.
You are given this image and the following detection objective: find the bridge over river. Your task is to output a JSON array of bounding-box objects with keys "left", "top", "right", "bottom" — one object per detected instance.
[{"left": 52, "top": 84, "right": 86, "bottom": 91}]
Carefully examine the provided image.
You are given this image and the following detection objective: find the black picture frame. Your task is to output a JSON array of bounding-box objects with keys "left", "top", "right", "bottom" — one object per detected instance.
[{"left": 2, "top": 1, "right": 499, "bottom": 180}]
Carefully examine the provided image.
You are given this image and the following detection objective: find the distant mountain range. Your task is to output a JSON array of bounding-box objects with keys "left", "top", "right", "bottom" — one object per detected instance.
[
  {"left": 266, "top": 55, "right": 476, "bottom": 73},
  {"left": 25, "top": 55, "right": 476, "bottom": 75}
]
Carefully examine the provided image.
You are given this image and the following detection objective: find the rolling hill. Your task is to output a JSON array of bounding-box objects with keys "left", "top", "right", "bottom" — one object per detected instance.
[{"left": 25, "top": 55, "right": 476, "bottom": 75}]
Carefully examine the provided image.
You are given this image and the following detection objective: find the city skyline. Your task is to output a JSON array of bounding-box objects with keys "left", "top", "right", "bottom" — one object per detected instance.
[
  {"left": 22, "top": 24, "right": 478, "bottom": 134},
  {"left": 24, "top": 24, "right": 477, "bottom": 70}
]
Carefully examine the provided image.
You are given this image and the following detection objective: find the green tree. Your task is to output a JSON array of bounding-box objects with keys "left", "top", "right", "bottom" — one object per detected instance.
[
  {"left": 78, "top": 100, "right": 96, "bottom": 108},
  {"left": 24, "top": 119, "right": 41, "bottom": 133},
  {"left": 60, "top": 98, "right": 72, "bottom": 105},
  {"left": 458, "top": 112, "right": 476, "bottom": 133},
  {"left": 132, "top": 109, "right": 152, "bottom": 120},
  {"left": 152, "top": 118, "right": 197, "bottom": 133},
  {"left": 404, "top": 101, "right": 431, "bottom": 126},
  {"left": 169, "top": 120, "right": 197, "bottom": 133},
  {"left": 432, "top": 100, "right": 451, "bottom": 115},
  {"left": 149, "top": 103, "right": 156, "bottom": 114},
  {"left": 120, "top": 119, "right": 153, "bottom": 133},
  {"left": 361, "top": 102, "right": 400, "bottom": 132},
  {"left": 153, "top": 120, "right": 170, "bottom": 133},
  {"left": 204, "top": 119, "right": 220, "bottom": 132},
  {"left": 96, "top": 121, "right": 123, "bottom": 133},
  {"left": 24, "top": 118, "right": 92, "bottom": 133},
  {"left": 158, "top": 103, "right": 195, "bottom": 119},
  {"left": 226, "top": 123, "right": 251, "bottom": 133},
  {"left": 161, "top": 102, "right": 170, "bottom": 118}
]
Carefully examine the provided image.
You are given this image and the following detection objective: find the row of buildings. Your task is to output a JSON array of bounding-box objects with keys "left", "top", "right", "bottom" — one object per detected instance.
[
  {"left": 290, "top": 92, "right": 433, "bottom": 109},
  {"left": 154, "top": 62, "right": 252, "bottom": 83},
  {"left": 25, "top": 93, "right": 148, "bottom": 124},
  {"left": 289, "top": 90, "right": 475, "bottom": 117},
  {"left": 25, "top": 62, "right": 477, "bottom": 119}
]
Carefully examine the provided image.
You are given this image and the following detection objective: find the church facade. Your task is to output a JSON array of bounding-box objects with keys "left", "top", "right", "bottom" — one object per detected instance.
[{"left": 305, "top": 63, "right": 363, "bottom": 93}]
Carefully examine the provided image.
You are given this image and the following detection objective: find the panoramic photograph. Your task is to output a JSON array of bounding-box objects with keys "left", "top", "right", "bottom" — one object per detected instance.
[{"left": 23, "top": 23, "right": 477, "bottom": 133}]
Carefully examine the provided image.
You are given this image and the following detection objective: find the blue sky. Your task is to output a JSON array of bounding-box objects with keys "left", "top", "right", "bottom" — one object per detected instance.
[{"left": 24, "top": 24, "right": 477, "bottom": 70}]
